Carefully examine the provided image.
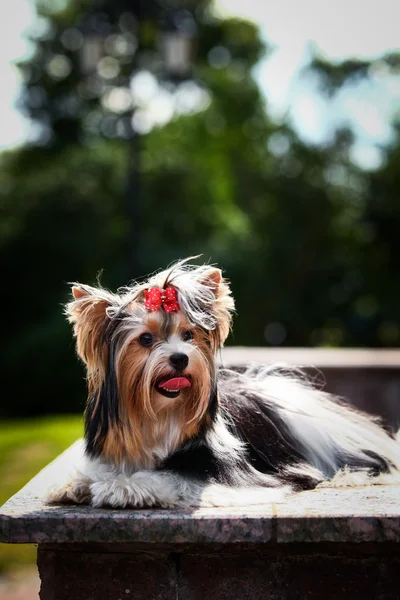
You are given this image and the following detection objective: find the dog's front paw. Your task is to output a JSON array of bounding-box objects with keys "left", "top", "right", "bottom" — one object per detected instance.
[
  {"left": 46, "top": 478, "right": 92, "bottom": 505},
  {"left": 90, "top": 479, "right": 142, "bottom": 508},
  {"left": 90, "top": 473, "right": 179, "bottom": 509}
]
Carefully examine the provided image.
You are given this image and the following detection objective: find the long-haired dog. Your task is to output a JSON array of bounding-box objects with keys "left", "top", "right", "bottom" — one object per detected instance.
[{"left": 48, "top": 259, "right": 400, "bottom": 508}]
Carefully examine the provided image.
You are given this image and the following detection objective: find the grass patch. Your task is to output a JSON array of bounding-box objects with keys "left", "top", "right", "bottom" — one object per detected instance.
[{"left": 0, "top": 415, "right": 83, "bottom": 573}]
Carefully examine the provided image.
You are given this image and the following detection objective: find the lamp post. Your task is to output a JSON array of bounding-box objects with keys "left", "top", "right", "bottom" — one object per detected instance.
[
  {"left": 79, "top": 12, "right": 110, "bottom": 76},
  {"left": 78, "top": 4, "right": 196, "bottom": 279},
  {"left": 80, "top": 34, "right": 104, "bottom": 76},
  {"left": 159, "top": 9, "right": 196, "bottom": 81},
  {"left": 127, "top": 11, "right": 195, "bottom": 278}
]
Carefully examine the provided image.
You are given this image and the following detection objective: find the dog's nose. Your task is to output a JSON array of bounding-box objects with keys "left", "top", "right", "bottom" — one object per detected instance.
[{"left": 169, "top": 352, "right": 189, "bottom": 371}]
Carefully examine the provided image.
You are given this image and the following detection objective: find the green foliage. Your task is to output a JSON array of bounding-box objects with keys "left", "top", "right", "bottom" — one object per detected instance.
[
  {"left": 0, "top": 142, "right": 129, "bottom": 416},
  {"left": 308, "top": 49, "right": 400, "bottom": 97},
  {"left": 0, "top": 0, "right": 399, "bottom": 417},
  {"left": 0, "top": 415, "right": 83, "bottom": 572},
  {"left": 308, "top": 54, "right": 371, "bottom": 97}
]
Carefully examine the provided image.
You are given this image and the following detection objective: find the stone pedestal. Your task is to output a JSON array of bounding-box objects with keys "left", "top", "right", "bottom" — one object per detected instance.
[
  {"left": 1, "top": 441, "right": 400, "bottom": 599},
  {"left": 36, "top": 542, "right": 400, "bottom": 600}
]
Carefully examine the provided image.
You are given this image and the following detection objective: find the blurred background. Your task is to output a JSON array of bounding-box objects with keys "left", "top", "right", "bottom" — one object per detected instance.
[{"left": 0, "top": 0, "right": 399, "bottom": 592}]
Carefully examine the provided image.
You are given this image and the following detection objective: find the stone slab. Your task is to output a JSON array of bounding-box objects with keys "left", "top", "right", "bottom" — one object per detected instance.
[
  {"left": 221, "top": 347, "right": 400, "bottom": 368},
  {"left": 1, "top": 441, "right": 400, "bottom": 546},
  {"left": 274, "top": 484, "right": 400, "bottom": 543},
  {"left": 0, "top": 441, "right": 274, "bottom": 545}
]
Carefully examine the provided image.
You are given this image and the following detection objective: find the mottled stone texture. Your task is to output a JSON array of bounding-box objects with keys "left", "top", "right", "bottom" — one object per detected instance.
[
  {"left": 2, "top": 442, "right": 400, "bottom": 546},
  {"left": 38, "top": 544, "right": 400, "bottom": 600}
]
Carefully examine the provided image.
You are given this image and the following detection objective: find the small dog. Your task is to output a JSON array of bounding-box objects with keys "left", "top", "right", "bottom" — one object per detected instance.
[{"left": 48, "top": 259, "right": 400, "bottom": 508}]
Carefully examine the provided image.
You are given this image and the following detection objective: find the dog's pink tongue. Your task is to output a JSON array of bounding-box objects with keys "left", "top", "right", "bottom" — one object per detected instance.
[{"left": 159, "top": 377, "right": 191, "bottom": 390}]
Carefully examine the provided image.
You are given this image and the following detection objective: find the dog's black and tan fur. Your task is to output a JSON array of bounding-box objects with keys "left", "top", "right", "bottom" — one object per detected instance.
[{"left": 48, "top": 259, "right": 400, "bottom": 508}]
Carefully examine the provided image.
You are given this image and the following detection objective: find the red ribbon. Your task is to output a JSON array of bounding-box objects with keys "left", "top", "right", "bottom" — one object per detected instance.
[{"left": 144, "top": 286, "right": 180, "bottom": 313}]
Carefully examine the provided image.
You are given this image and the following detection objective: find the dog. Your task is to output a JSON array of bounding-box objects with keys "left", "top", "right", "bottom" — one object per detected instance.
[{"left": 48, "top": 258, "right": 400, "bottom": 508}]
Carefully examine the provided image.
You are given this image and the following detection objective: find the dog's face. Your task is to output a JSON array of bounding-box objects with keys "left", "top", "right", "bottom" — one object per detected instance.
[{"left": 66, "top": 261, "right": 234, "bottom": 464}]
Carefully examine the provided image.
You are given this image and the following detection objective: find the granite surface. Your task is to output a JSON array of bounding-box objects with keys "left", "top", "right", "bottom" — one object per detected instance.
[
  {"left": 1, "top": 440, "right": 400, "bottom": 545},
  {"left": 221, "top": 347, "right": 400, "bottom": 368}
]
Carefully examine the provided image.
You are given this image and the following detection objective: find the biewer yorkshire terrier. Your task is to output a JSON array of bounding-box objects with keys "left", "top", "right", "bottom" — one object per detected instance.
[{"left": 48, "top": 259, "right": 400, "bottom": 509}]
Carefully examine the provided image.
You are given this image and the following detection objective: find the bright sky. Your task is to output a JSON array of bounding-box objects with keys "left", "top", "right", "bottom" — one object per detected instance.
[
  {"left": 0, "top": 0, "right": 34, "bottom": 149},
  {"left": 216, "top": 0, "right": 400, "bottom": 168},
  {"left": 1, "top": 0, "right": 399, "bottom": 168}
]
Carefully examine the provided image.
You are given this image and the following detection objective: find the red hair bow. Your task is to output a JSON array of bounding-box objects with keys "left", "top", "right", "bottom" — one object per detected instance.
[{"left": 144, "top": 286, "right": 180, "bottom": 313}]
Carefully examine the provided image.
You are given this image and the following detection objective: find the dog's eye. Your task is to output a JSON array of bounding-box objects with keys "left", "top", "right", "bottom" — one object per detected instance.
[
  {"left": 138, "top": 333, "right": 154, "bottom": 347},
  {"left": 182, "top": 330, "right": 193, "bottom": 342}
]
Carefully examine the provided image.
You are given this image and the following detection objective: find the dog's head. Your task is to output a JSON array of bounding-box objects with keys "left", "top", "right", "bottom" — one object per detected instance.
[{"left": 66, "top": 259, "right": 234, "bottom": 464}]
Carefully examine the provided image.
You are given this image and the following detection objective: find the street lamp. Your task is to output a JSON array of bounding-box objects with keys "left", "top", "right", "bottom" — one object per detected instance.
[
  {"left": 162, "top": 32, "right": 192, "bottom": 78},
  {"left": 79, "top": 8, "right": 196, "bottom": 80},
  {"left": 77, "top": 4, "right": 196, "bottom": 278},
  {"left": 79, "top": 13, "right": 111, "bottom": 76},
  {"left": 159, "top": 9, "right": 196, "bottom": 81},
  {"left": 80, "top": 34, "right": 105, "bottom": 75}
]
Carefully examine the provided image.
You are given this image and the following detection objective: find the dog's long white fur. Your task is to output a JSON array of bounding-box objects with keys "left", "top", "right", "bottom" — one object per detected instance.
[
  {"left": 237, "top": 366, "right": 400, "bottom": 478},
  {"left": 48, "top": 366, "right": 400, "bottom": 508}
]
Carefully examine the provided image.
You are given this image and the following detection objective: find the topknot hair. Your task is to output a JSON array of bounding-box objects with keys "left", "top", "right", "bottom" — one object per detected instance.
[{"left": 119, "top": 258, "right": 235, "bottom": 347}]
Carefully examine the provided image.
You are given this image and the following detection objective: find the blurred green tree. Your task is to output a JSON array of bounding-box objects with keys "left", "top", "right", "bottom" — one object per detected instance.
[
  {"left": 0, "top": 0, "right": 268, "bottom": 416},
  {"left": 0, "top": 0, "right": 399, "bottom": 417}
]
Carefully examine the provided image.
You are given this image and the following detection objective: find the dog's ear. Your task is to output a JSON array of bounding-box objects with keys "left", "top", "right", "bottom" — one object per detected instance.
[
  {"left": 65, "top": 284, "right": 117, "bottom": 368},
  {"left": 201, "top": 268, "right": 235, "bottom": 348},
  {"left": 66, "top": 284, "right": 115, "bottom": 319},
  {"left": 71, "top": 285, "right": 92, "bottom": 300},
  {"left": 201, "top": 267, "right": 222, "bottom": 292}
]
